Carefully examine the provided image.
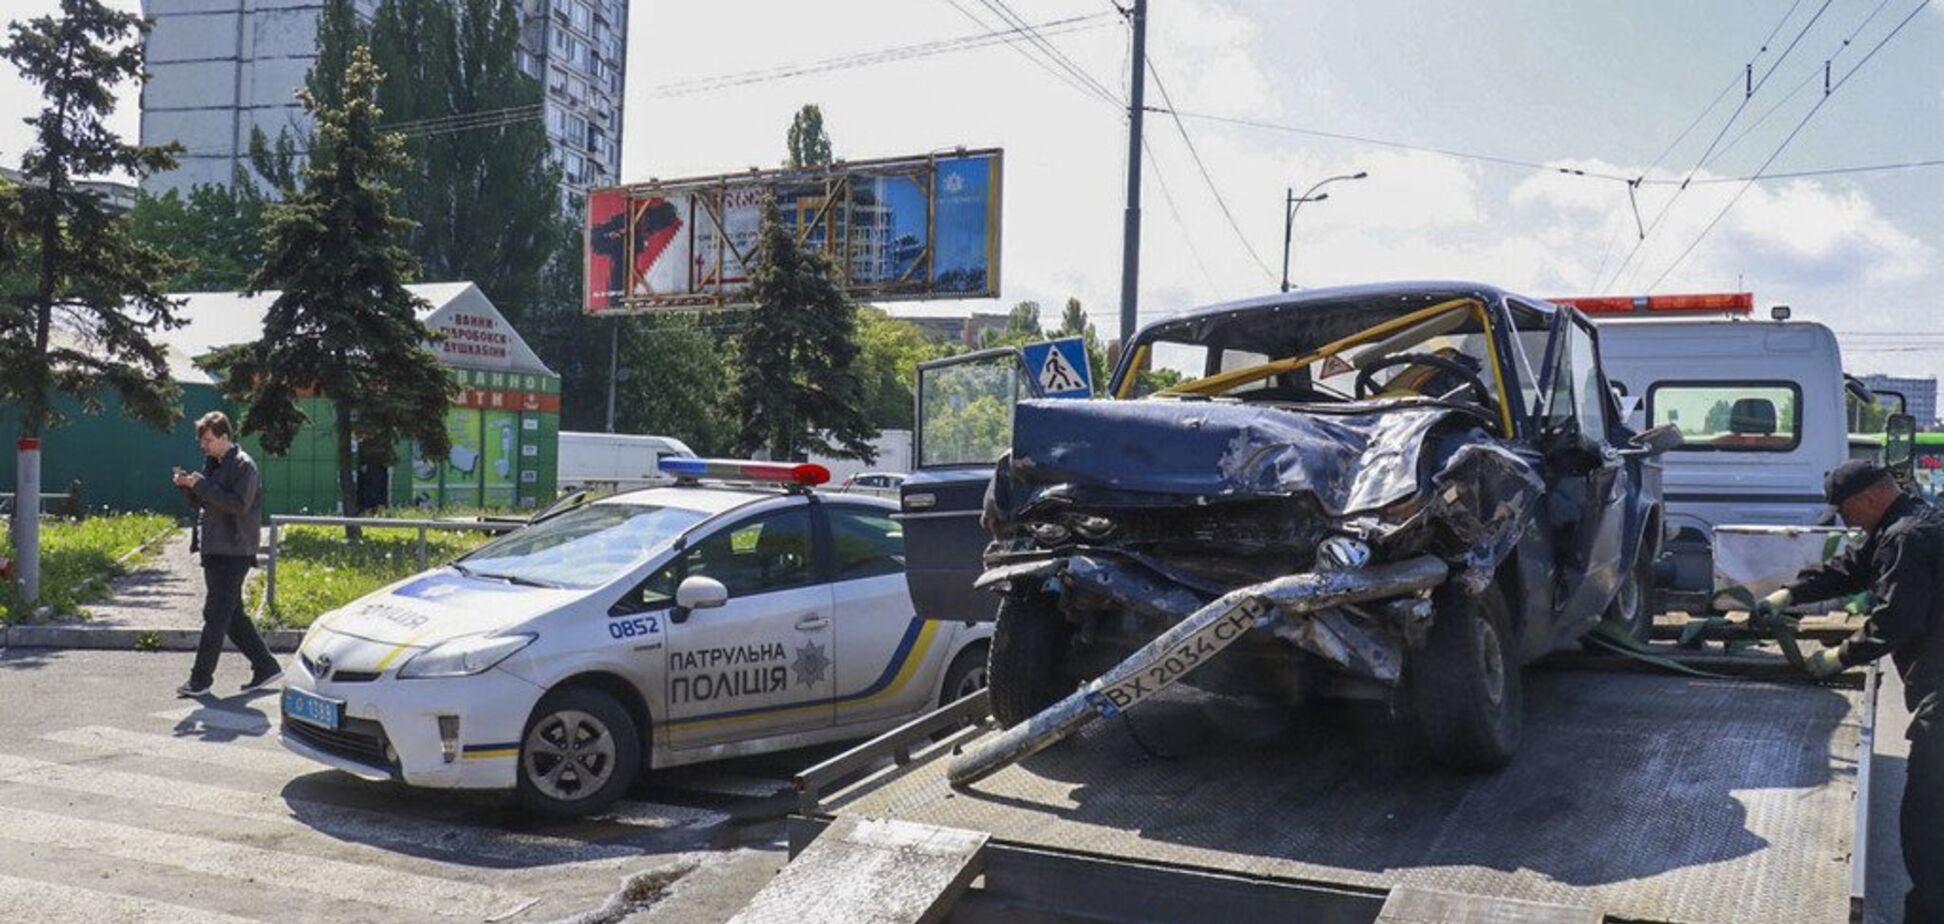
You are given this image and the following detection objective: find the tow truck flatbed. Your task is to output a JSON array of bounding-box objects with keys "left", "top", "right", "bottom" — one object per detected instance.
[{"left": 784, "top": 657, "right": 1876, "bottom": 924}]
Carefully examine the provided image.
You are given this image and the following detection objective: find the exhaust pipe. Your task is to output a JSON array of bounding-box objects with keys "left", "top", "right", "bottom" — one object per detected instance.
[{"left": 948, "top": 555, "right": 1449, "bottom": 788}]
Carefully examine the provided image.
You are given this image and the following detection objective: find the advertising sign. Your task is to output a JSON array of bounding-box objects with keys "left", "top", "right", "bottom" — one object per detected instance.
[{"left": 585, "top": 149, "right": 1002, "bottom": 315}]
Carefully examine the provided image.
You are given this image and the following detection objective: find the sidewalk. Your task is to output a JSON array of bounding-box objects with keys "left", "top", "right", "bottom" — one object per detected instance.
[{"left": 3, "top": 528, "right": 302, "bottom": 653}]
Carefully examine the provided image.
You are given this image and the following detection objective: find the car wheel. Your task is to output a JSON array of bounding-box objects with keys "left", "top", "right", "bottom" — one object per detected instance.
[
  {"left": 516, "top": 686, "right": 641, "bottom": 816},
  {"left": 988, "top": 594, "right": 1072, "bottom": 728},
  {"left": 1604, "top": 541, "right": 1656, "bottom": 641},
  {"left": 940, "top": 643, "right": 991, "bottom": 707},
  {"left": 1411, "top": 582, "right": 1522, "bottom": 771}
]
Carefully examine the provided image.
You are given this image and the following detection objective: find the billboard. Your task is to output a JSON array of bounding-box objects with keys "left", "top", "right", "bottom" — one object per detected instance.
[{"left": 585, "top": 149, "right": 1002, "bottom": 315}]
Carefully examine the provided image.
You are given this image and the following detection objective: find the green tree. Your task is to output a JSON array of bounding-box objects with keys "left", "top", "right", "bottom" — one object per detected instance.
[
  {"left": 126, "top": 182, "right": 268, "bottom": 291},
  {"left": 855, "top": 306, "right": 947, "bottom": 430},
  {"left": 786, "top": 104, "right": 832, "bottom": 168},
  {"left": 305, "top": 0, "right": 365, "bottom": 112},
  {"left": 204, "top": 47, "right": 453, "bottom": 527},
  {"left": 614, "top": 315, "right": 735, "bottom": 455},
  {"left": 0, "top": 0, "right": 186, "bottom": 447},
  {"left": 1053, "top": 296, "right": 1107, "bottom": 394},
  {"left": 729, "top": 197, "right": 876, "bottom": 462},
  {"left": 370, "top": 0, "right": 569, "bottom": 314}
]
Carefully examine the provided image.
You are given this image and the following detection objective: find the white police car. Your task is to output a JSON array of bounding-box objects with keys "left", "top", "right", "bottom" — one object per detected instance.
[{"left": 279, "top": 459, "right": 992, "bottom": 814}]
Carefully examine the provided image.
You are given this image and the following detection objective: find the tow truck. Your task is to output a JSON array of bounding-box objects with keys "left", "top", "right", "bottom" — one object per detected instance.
[{"left": 725, "top": 287, "right": 1884, "bottom": 924}]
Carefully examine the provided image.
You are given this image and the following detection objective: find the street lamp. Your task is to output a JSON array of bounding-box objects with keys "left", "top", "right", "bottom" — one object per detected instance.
[{"left": 1281, "top": 171, "right": 1368, "bottom": 292}]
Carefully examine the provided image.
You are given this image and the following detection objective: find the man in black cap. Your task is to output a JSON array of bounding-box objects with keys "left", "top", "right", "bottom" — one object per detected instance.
[{"left": 1756, "top": 458, "right": 1944, "bottom": 922}]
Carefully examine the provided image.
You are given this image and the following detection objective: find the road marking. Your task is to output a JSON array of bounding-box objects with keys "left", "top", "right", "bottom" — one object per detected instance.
[
  {"left": 150, "top": 704, "right": 275, "bottom": 735},
  {"left": 0, "top": 805, "right": 532, "bottom": 918},
  {"left": 652, "top": 769, "right": 796, "bottom": 798},
  {"left": 0, "top": 752, "right": 650, "bottom": 867},
  {"left": 0, "top": 872, "right": 265, "bottom": 924},
  {"left": 44, "top": 726, "right": 319, "bottom": 777}
]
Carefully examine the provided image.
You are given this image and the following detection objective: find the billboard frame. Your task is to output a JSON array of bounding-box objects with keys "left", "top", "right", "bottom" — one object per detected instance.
[{"left": 584, "top": 147, "right": 1003, "bottom": 316}]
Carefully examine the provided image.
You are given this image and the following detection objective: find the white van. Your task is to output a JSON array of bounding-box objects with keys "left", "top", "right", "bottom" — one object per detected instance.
[
  {"left": 1593, "top": 317, "right": 1852, "bottom": 609},
  {"left": 557, "top": 432, "right": 696, "bottom": 495}
]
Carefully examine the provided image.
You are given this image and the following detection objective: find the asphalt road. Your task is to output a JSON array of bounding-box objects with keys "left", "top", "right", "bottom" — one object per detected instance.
[
  {"left": 0, "top": 647, "right": 799, "bottom": 923},
  {"left": 0, "top": 645, "right": 1915, "bottom": 922}
]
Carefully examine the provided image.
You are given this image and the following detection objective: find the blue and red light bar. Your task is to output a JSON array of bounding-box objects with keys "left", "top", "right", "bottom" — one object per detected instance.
[
  {"left": 658, "top": 457, "right": 831, "bottom": 486},
  {"left": 1547, "top": 292, "right": 1753, "bottom": 315}
]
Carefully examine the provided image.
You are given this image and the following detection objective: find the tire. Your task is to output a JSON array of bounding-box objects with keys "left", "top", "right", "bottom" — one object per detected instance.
[
  {"left": 939, "top": 643, "right": 991, "bottom": 708},
  {"left": 516, "top": 686, "right": 641, "bottom": 816},
  {"left": 1411, "top": 581, "right": 1522, "bottom": 771},
  {"left": 1604, "top": 540, "right": 1656, "bottom": 641},
  {"left": 987, "top": 594, "right": 1072, "bottom": 728}
]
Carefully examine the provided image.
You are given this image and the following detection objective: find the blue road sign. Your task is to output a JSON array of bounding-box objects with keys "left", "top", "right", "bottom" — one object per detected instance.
[{"left": 1022, "top": 337, "right": 1093, "bottom": 399}]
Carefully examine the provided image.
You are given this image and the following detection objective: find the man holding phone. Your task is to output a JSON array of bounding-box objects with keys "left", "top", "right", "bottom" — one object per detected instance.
[{"left": 172, "top": 411, "right": 282, "bottom": 697}]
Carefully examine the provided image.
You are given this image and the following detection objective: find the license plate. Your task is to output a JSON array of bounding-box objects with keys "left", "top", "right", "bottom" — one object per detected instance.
[
  {"left": 282, "top": 687, "right": 343, "bottom": 730},
  {"left": 1088, "top": 600, "right": 1260, "bottom": 716}
]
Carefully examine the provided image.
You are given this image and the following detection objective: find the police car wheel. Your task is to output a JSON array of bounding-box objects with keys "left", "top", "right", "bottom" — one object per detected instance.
[
  {"left": 941, "top": 643, "right": 990, "bottom": 706},
  {"left": 516, "top": 687, "right": 640, "bottom": 816}
]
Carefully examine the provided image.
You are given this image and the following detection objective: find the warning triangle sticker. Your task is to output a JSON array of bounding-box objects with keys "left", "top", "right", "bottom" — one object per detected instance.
[
  {"left": 1319, "top": 353, "right": 1353, "bottom": 378},
  {"left": 1038, "top": 346, "right": 1085, "bottom": 394}
]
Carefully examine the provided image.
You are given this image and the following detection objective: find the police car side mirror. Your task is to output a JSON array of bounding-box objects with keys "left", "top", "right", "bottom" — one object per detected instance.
[{"left": 673, "top": 575, "right": 728, "bottom": 621}]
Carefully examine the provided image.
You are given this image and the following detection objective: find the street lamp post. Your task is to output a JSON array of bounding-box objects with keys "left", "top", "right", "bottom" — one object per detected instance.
[{"left": 1281, "top": 171, "right": 1368, "bottom": 293}]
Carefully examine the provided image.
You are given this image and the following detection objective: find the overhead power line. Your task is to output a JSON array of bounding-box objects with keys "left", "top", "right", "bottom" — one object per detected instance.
[
  {"left": 649, "top": 12, "right": 1117, "bottom": 99},
  {"left": 1600, "top": 0, "right": 1837, "bottom": 291},
  {"left": 1642, "top": 0, "right": 1933, "bottom": 292},
  {"left": 1140, "top": 134, "right": 1224, "bottom": 300},
  {"left": 1144, "top": 59, "right": 1274, "bottom": 282},
  {"left": 1146, "top": 106, "right": 1641, "bottom": 182},
  {"left": 938, "top": 0, "right": 1120, "bottom": 107},
  {"left": 976, "top": 0, "right": 1124, "bottom": 105}
]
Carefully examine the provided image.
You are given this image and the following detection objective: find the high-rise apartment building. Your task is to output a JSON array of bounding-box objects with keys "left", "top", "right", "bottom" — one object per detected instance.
[{"left": 138, "top": 0, "right": 626, "bottom": 199}]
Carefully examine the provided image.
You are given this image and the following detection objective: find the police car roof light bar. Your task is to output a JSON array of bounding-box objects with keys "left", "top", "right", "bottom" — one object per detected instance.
[
  {"left": 658, "top": 457, "right": 831, "bottom": 487},
  {"left": 1546, "top": 292, "right": 1754, "bottom": 315}
]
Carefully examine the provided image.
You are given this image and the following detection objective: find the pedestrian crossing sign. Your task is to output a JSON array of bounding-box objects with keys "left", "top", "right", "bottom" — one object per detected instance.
[{"left": 1021, "top": 337, "right": 1093, "bottom": 399}]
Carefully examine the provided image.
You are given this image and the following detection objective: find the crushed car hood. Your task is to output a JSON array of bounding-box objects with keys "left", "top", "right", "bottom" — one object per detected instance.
[{"left": 1009, "top": 398, "right": 1462, "bottom": 516}]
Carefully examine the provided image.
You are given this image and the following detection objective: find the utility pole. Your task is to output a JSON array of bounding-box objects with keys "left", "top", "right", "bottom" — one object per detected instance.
[
  {"left": 604, "top": 318, "right": 620, "bottom": 433},
  {"left": 1117, "top": 0, "right": 1148, "bottom": 346}
]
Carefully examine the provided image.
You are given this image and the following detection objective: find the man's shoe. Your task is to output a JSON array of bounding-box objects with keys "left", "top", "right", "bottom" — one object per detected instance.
[
  {"left": 241, "top": 669, "right": 285, "bottom": 693},
  {"left": 176, "top": 680, "right": 212, "bottom": 697}
]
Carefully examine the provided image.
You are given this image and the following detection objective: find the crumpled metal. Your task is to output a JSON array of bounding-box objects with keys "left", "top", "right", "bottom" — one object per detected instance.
[
  {"left": 1425, "top": 440, "right": 1547, "bottom": 593},
  {"left": 1008, "top": 399, "right": 1453, "bottom": 516}
]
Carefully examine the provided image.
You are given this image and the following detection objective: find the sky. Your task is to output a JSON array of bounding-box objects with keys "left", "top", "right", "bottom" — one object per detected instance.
[{"left": 4, "top": 0, "right": 1942, "bottom": 379}]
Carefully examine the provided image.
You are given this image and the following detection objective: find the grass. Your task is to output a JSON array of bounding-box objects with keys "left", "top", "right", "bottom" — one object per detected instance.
[
  {"left": 248, "top": 521, "right": 503, "bottom": 628},
  {"left": 0, "top": 513, "right": 175, "bottom": 623}
]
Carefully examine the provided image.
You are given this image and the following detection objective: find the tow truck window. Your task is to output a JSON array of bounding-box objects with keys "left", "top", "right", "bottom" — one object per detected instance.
[
  {"left": 828, "top": 507, "right": 905, "bottom": 580},
  {"left": 1647, "top": 381, "right": 1801, "bottom": 452},
  {"left": 681, "top": 508, "right": 815, "bottom": 598},
  {"left": 460, "top": 503, "right": 707, "bottom": 590}
]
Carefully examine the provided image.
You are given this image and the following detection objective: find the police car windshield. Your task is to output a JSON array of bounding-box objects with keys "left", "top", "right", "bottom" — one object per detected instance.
[{"left": 457, "top": 503, "right": 709, "bottom": 590}]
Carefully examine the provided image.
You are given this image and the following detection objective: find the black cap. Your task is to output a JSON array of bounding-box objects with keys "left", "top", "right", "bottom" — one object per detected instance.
[{"left": 1824, "top": 459, "right": 1891, "bottom": 506}]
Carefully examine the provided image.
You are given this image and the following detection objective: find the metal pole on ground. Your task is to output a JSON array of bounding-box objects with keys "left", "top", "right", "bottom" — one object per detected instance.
[
  {"left": 13, "top": 437, "right": 39, "bottom": 606},
  {"left": 264, "top": 521, "right": 279, "bottom": 617}
]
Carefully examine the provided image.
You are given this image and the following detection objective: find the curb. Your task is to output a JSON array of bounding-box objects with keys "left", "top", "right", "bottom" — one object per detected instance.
[{"left": 0, "top": 623, "right": 304, "bottom": 653}]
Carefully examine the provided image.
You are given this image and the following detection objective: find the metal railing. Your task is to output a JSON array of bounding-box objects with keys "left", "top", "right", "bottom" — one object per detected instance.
[
  {"left": 262, "top": 514, "right": 524, "bottom": 615},
  {"left": 0, "top": 491, "right": 79, "bottom": 516}
]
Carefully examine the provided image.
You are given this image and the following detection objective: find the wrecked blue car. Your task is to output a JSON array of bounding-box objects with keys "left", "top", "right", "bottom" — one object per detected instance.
[{"left": 901, "top": 283, "right": 1678, "bottom": 785}]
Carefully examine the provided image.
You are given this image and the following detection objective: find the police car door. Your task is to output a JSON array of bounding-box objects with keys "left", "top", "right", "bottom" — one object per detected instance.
[
  {"left": 825, "top": 503, "right": 936, "bottom": 728},
  {"left": 662, "top": 504, "right": 836, "bottom": 750}
]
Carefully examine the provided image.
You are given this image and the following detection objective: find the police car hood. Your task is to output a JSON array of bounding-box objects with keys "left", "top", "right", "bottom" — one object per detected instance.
[{"left": 317, "top": 569, "right": 576, "bottom": 648}]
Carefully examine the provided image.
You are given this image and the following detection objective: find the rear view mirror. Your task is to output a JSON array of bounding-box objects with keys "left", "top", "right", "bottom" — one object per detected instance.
[
  {"left": 1625, "top": 423, "right": 1683, "bottom": 457},
  {"left": 1885, "top": 413, "right": 1917, "bottom": 479},
  {"left": 675, "top": 575, "right": 728, "bottom": 612}
]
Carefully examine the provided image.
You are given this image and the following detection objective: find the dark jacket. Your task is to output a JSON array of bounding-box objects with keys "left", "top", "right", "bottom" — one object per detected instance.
[
  {"left": 186, "top": 445, "right": 263, "bottom": 560},
  {"left": 1786, "top": 493, "right": 1944, "bottom": 721}
]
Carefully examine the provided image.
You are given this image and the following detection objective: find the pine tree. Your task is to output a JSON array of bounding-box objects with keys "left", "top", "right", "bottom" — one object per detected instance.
[
  {"left": 0, "top": 0, "right": 186, "bottom": 448},
  {"left": 204, "top": 46, "right": 453, "bottom": 527},
  {"left": 730, "top": 197, "right": 876, "bottom": 462}
]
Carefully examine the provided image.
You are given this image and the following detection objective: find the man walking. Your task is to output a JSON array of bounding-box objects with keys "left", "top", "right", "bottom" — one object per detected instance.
[
  {"left": 1756, "top": 459, "right": 1944, "bottom": 922},
  {"left": 172, "top": 411, "right": 283, "bottom": 697}
]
